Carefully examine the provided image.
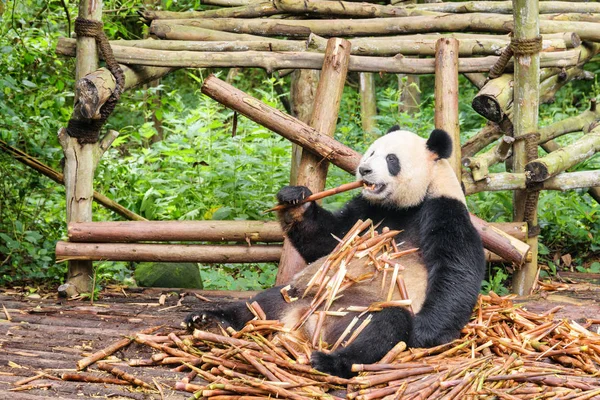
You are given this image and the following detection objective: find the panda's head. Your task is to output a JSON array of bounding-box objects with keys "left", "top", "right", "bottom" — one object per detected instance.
[{"left": 356, "top": 127, "right": 465, "bottom": 208}]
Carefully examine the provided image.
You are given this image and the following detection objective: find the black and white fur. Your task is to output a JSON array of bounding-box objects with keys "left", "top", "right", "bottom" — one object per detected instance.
[{"left": 185, "top": 127, "right": 486, "bottom": 378}]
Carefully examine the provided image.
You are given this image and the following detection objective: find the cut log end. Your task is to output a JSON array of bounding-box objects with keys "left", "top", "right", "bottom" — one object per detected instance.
[
  {"left": 525, "top": 162, "right": 550, "bottom": 183},
  {"left": 472, "top": 94, "right": 503, "bottom": 123}
]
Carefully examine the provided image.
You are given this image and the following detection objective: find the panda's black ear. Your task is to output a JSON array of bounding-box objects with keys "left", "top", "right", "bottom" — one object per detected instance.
[
  {"left": 426, "top": 129, "right": 453, "bottom": 160},
  {"left": 386, "top": 125, "right": 400, "bottom": 134}
]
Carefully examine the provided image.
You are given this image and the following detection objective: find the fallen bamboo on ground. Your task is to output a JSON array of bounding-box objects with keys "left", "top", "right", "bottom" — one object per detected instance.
[{"left": 0, "top": 139, "right": 146, "bottom": 221}]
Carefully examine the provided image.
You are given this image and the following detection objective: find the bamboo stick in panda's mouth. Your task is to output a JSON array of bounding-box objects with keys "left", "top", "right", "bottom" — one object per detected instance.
[{"left": 264, "top": 180, "right": 364, "bottom": 213}]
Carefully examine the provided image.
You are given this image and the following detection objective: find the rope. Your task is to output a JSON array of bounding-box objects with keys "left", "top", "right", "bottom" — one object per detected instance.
[
  {"left": 516, "top": 132, "right": 542, "bottom": 237},
  {"left": 66, "top": 17, "right": 125, "bottom": 144},
  {"left": 488, "top": 35, "right": 543, "bottom": 80}
]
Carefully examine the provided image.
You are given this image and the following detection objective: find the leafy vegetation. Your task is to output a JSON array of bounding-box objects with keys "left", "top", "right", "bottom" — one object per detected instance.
[{"left": 0, "top": 0, "right": 598, "bottom": 294}]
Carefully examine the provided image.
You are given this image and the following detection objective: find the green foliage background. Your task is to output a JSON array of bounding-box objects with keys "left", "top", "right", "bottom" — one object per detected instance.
[{"left": 0, "top": 0, "right": 598, "bottom": 292}]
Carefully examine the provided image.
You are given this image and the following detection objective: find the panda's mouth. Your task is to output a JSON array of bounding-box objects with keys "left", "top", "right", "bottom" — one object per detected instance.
[{"left": 363, "top": 181, "right": 387, "bottom": 195}]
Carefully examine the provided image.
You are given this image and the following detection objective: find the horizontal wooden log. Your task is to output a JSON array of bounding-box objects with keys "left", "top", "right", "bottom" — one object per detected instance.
[
  {"left": 55, "top": 242, "right": 282, "bottom": 263},
  {"left": 141, "top": 2, "right": 279, "bottom": 20},
  {"left": 463, "top": 170, "right": 600, "bottom": 194},
  {"left": 526, "top": 126, "right": 600, "bottom": 183},
  {"left": 397, "top": 0, "right": 600, "bottom": 14},
  {"left": 56, "top": 40, "right": 583, "bottom": 74},
  {"left": 55, "top": 240, "right": 515, "bottom": 264},
  {"left": 538, "top": 99, "right": 600, "bottom": 144},
  {"left": 58, "top": 37, "right": 307, "bottom": 53},
  {"left": 470, "top": 214, "right": 530, "bottom": 266},
  {"left": 69, "top": 220, "right": 528, "bottom": 243},
  {"left": 69, "top": 221, "right": 283, "bottom": 243},
  {"left": 153, "top": 14, "right": 600, "bottom": 41},
  {"left": 202, "top": 75, "right": 530, "bottom": 265},
  {"left": 150, "top": 24, "right": 270, "bottom": 41},
  {"left": 308, "top": 33, "right": 578, "bottom": 57},
  {"left": 275, "top": 0, "right": 439, "bottom": 18}
]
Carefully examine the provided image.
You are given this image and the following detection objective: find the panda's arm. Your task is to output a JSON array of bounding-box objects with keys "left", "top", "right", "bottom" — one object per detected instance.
[
  {"left": 410, "top": 197, "right": 486, "bottom": 348},
  {"left": 277, "top": 188, "right": 367, "bottom": 263}
]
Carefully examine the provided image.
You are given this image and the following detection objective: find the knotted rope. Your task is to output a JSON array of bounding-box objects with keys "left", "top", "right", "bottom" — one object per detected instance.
[
  {"left": 488, "top": 35, "right": 543, "bottom": 80},
  {"left": 66, "top": 17, "right": 125, "bottom": 144}
]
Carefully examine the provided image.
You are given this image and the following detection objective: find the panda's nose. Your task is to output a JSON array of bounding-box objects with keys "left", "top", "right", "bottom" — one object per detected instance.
[{"left": 359, "top": 166, "right": 372, "bottom": 176}]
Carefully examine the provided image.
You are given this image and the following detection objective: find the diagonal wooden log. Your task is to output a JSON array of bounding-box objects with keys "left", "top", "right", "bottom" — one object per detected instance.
[
  {"left": 200, "top": 75, "right": 530, "bottom": 265},
  {"left": 0, "top": 140, "right": 146, "bottom": 221}
]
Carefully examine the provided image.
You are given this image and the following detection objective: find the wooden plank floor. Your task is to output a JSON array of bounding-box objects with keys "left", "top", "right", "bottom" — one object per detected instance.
[{"left": 0, "top": 278, "right": 599, "bottom": 399}]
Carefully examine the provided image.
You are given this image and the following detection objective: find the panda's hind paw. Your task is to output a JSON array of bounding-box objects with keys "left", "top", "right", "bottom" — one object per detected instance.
[
  {"left": 184, "top": 311, "right": 217, "bottom": 331},
  {"left": 276, "top": 186, "right": 313, "bottom": 205},
  {"left": 311, "top": 351, "right": 354, "bottom": 379}
]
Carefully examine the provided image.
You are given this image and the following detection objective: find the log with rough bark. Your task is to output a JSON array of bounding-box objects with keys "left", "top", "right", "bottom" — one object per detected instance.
[
  {"left": 201, "top": 74, "right": 362, "bottom": 173},
  {"left": 526, "top": 125, "right": 600, "bottom": 183},
  {"left": 510, "top": 0, "right": 540, "bottom": 296},
  {"left": 56, "top": 40, "right": 585, "bottom": 74},
  {"left": 0, "top": 139, "right": 146, "bottom": 222},
  {"left": 68, "top": 221, "right": 283, "bottom": 242},
  {"left": 539, "top": 99, "right": 600, "bottom": 144},
  {"left": 434, "top": 38, "right": 461, "bottom": 177},
  {"left": 277, "top": 38, "right": 352, "bottom": 285},
  {"left": 58, "top": 36, "right": 307, "bottom": 54},
  {"left": 55, "top": 242, "right": 282, "bottom": 263},
  {"left": 152, "top": 15, "right": 600, "bottom": 42},
  {"left": 274, "top": 0, "right": 439, "bottom": 18},
  {"left": 463, "top": 135, "right": 515, "bottom": 181},
  {"left": 398, "top": 0, "right": 600, "bottom": 14},
  {"left": 360, "top": 72, "right": 378, "bottom": 134},
  {"left": 470, "top": 214, "right": 530, "bottom": 266},
  {"left": 472, "top": 43, "right": 599, "bottom": 123},
  {"left": 201, "top": 75, "right": 530, "bottom": 265},
  {"left": 62, "top": 0, "right": 104, "bottom": 293},
  {"left": 307, "top": 33, "right": 578, "bottom": 57},
  {"left": 141, "top": 2, "right": 279, "bottom": 20},
  {"left": 67, "top": 219, "right": 530, "bottom": 242},
  {"left": 463, "top": 170, "right": 600, "bottom": 195},
  {"left": 461, "top": 122, "right": 504, "bottom": 158},
  {"left": 150, "top": 23, "right": 268, "bottom": 41}
]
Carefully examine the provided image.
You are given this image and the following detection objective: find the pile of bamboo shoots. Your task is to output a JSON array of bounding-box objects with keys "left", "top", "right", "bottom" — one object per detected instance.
[{"left": 66, "top": 224, "right": 600, "bottom": 399}]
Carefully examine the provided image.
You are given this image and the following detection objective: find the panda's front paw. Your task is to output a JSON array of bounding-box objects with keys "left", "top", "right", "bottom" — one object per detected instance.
[
  {"left": 311, "top": 351, "right": 354, "bottom": 378},
  {"left": 277, "top": 186, "right": 313, "bottom": 206},
  {"left": 184, "top": 311, "right": 218, "bottom": 331}
]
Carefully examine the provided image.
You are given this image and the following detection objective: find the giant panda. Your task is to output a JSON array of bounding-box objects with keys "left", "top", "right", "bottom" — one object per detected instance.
[{"left": 185, "top": 127, "right": 486, "bottom": 378}]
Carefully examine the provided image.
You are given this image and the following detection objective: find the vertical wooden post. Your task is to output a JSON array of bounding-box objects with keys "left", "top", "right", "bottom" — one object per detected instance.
[
  {"left": 511, "top": 0, "right": 541, "bottom": 295},
  {"left": 58, "top": 0, "right": 103, "bottom": 293},
  {"left": 275, "top": 38, "right": 352, "bottom": 284},
  {"left": 359, "top": 73, "right": 377, "bottom": 135},
  {"left": 434, "top": 38, "right": 461, "bottom": 177},
  {"left": 277, "top": 69, "right": 320, "bottom": 284}
]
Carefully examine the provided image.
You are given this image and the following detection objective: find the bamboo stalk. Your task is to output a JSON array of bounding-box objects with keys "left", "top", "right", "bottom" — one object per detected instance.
[
  {"left": 61, "top": 373, "right": 130, "bottom": 385},
  {"left": 267, "top": 180, "right": 363, "bottom": 213},
  {"left": 96, "top": 362, "right": 154, "bottom": 389},
  {"left": 77, "top": 326, "right": 162, "bottom": 370}
]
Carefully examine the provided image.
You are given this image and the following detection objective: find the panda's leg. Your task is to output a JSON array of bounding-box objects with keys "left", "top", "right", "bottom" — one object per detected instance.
[
  {"left": 185, "top": 285, "right": 294, "bottom": 331},
  {"left": 311, "top": 307, "right": 412, "bottom": 378}
]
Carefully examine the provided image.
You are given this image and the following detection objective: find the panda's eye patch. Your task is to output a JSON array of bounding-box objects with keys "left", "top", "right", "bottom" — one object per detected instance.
[{"left": 386, "top": 154, "right": 400, "bottom": 176}]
